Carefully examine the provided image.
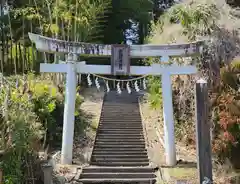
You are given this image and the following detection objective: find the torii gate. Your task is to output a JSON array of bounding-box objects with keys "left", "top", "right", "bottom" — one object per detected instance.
[{"left": 29, "top": 33, "right": 203, "bottom": 166}]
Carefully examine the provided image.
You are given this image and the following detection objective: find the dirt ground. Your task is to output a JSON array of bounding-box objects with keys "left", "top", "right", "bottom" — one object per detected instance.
[
  {"left": 139, "top": 94, "right": 198, "bottom": 184},
  {"left": 51, "top": 87, "right": 104, "bottom": 183}
]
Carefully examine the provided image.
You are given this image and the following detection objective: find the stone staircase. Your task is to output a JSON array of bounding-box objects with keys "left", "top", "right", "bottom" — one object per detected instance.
[{"left": 77, "top": 91, "right": 156, "bottom": 183}]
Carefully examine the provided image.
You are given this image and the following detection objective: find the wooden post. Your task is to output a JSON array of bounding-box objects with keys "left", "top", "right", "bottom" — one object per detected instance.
[{"left": 195, "top": 79, "right": 213, "bottom": 184}]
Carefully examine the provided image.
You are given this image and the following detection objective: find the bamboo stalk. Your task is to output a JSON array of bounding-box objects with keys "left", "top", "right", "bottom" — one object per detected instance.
[
  {"left": 7, "top": 4, "right": 16, "bottom": 75},
  {"left": 0, "top": 2, "right": 3, "bottom": 74}
]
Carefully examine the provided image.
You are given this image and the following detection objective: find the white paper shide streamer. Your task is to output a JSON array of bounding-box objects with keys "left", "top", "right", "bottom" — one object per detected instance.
[
  {"left": 143, "top": 78, "right": 147, "bottom": 90},
  {"left": 87, "top": 74, "right": 92, "bottom": 86},
  {"left": 134, "top": 81, "right": 140, "bottom": 92},
  {"left": 105, "top": 80, "right": 110, "bottom": 92},
  {"left": 95, "top": 77, "right": 100, "bottom": 90},
  {"left": 117, "top": 82, "right": 122, "bottom": 94},
  {"left": 126, "top": 82, "right": 131, "bottom": 94},
  {"left": 86, "top": 74, "right": 148, "bottom": 93}
]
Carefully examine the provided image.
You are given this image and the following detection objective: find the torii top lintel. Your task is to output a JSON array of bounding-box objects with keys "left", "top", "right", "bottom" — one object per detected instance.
[{"left": 28, "top": 33, "right": 205, "bottom": 58}]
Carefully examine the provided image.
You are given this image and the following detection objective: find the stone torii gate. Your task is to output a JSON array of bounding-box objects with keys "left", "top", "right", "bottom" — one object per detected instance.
[{"left": 29, "top": 33, "right": 203, "bottom": 166}]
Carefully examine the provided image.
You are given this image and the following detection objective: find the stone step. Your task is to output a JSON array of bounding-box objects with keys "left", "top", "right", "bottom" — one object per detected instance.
[
  {"left": 92, "top": 151, "right": 148, "bottom": 155},
  {"left": 93, "top": 147, "right": 147, "bottom": 152},
  {"left": 99, "top": 121, "right": 142, "bottom": 127},
  {"left": 98, "top": 128, "right": 142, "bottom": 130},
  {"left": 100, "top": 117, "right": 142, "bottom": 123},
  {"left": 80, "top": 92, "right": 155, "bottom": 183},
  {"left": 99, "top": 119, "right": 142, "bottom": 121},
  {"left": 102, "top": 109, "right": 139, "bottom": 111},
  {"left": 99, "top": 123, "right": 141, "bottom": 125},
  {"left": 95, "top": 141, "right": 145, "bottom": 145},
  {"left": 98, "top": 124, "right": 143, "bottom": 128},
  {"left": 91, "top": 157, "right": 149, "bottom": 162},
  {"left": 90, "top": 161, "right": 149, "bottom": 166},
  {"left": 101, "top": 111, "right": 140, "bottom": 114},
  {"left": 91, "top": 155, "right": 148, "bottom": 159},
  {"left": 96, "top": 133, "right": 144, "bottom": 136},
  {"left": 102, "top": 106, "right": 138, "bottom": 109},
  {"left": 97, "top": 130, "right": 143, "bottom": 134},
  {"left": 80, "top": 172, "right": 155, "bottom": 179},
  {"left": 77, "top": 178, "right": 155, "bottom": 183},
  {"left": 98, "top": 127, "right": 143, "bottom": 130},
  {"left": 104, "top": 102, "right": 139, "bottom": 103},
  {"left": 95, "top": 137, "right": 145, "bottom": 140},
  {"left": 97, "top": 128, "right": 142, "bottom": 131},
  {"left": 101, "top": 112, "right": 140, "bottom": 115},
  {"left": 96, "top": 135, "right": 145, "bottom": 142},
  {"left": 95, "top": 137, "right": 145, "bottom": 141},
  {"left": 100, "top": 116, "right": 141, "bottom": 118},
  {"left": 94, "top": 142, "right": 145, "bottom": 146},
  {"left": 94, "top": 144, "right": 145, "bottom": 148},
  {"left": 100, "top": 113, "right": 140, "bottom": 116},
  {"left": 98, "top": 126, "right": 142, "bottom": 129},
  {"left": 100, "top": 119, "right": 142, "bottom": 121},
  {"left": 82, "top": 166, "right": 155, "bottom": 173}
]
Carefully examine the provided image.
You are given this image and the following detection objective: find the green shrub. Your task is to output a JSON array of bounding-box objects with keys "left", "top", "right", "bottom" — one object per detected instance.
[{"left": 0, "top": 73, "right": 83, "bottom": 183}]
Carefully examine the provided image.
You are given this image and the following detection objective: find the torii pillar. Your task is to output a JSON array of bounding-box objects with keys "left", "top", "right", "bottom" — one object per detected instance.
[{"left": 61, "top": 53, "right": 77, "bottom": 164}]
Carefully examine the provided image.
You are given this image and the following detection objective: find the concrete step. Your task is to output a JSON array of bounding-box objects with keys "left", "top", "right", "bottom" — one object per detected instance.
[
  {"left": 100, "top": 116, "right": 141, "bottom": 118},
  {"left": 93, "top": 147, "right": 147, "bottom": 152},
  {"left": 96, "top": 133, "right": 144, "bottom": 137},
  {"left": 101, "top": 113, "right": 140, "bottom": 115},
  {"left": 95, "top": 141, "right": 145, "bottom": 145},
  {"left": 99, "top": 120, "right": 142, "bottom": 122},
  {"left": 82, "top": 166, "right": 155, "bottom": 173},
  {"left": 94, "top": 144, "right": 145, "bottom": 148},
  {"left": 91, "top": 161, "right": 149, "bottom": 166},
  {"left": 101, "top": 109, "right": 140, "bottom": 112},
  {"left": 98, "top": 127, "right": 143, "bottom": 130},
  {"left": 94, "top": 142, "right": 145, "bottom": 145},
  {"left": 98, "top": 128, "right": 142, "bottom": 130},
  {"left": 98, "top": 127, "right": 143, "bottom": 131},
  {"left": 98, "top": 126, "right": 143, "bottom": 129},
  {"left": 99, "top": 119, "right": 142, "bottom": 122},
  {"left": 95, "top": 137, "right": 145, "bottom": 141},
  {"left": 80, "top": 172, "right": 155, "bottom": 179},
  {"left": 91, "top": 157, "right": 149, "bottom": 162},
  {"left": 101, "top": 110, "right": 139, "bottom": 112},
  {"left": 102, "top": 106, "right": 138, "bottom": 108},
  {"left": 77, "top": 178, "right": 156, "bottom": 183},
  {"left": 77, "top": 177, "right": 156, "bottom": 184},
  {"left": 98, "top": 123, "right": 142, "bottom": 126},
  {"left": 99, "top": 118, "right": 141, "bottom": 120},
  {"left": 92, "top": 151, "right": 148, "bottom": 155},
  {"left": 91, "top": 155, "right": 148, "bottom": 159},
  {"left": 97, "top": 130, "right": 143, "bottom": 134}
]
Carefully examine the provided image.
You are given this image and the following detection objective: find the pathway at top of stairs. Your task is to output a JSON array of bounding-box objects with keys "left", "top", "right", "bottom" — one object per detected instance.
[{"left": 76, "top": 91, "right": 156, "bottom": 184}]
